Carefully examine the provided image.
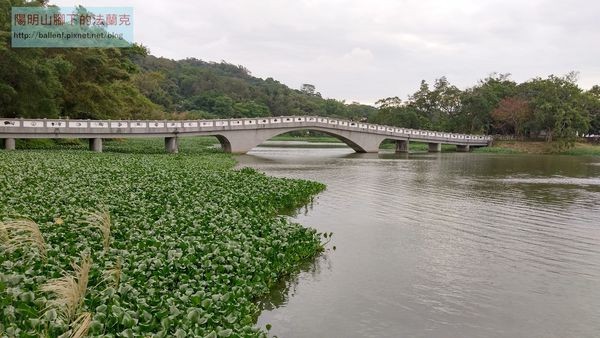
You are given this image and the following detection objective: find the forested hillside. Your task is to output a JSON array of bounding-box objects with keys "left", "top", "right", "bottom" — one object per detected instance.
[
  {"left": 2, "top": 0, "right": 600, "bottom": 141},
  {"left": 132, "top": 56, "right": 376, "bottom": 120},
  {"left": 0, "top": 0, "right": 374, "bottom": 121}
]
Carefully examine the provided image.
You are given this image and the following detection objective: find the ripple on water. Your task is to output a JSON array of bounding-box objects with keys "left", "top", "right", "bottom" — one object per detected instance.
[
  {"left": 240, "top": 147, "right": 600, "bottom": 338},
  {"left": 493, "top": 176, "right": 600, "bottom": 186}
]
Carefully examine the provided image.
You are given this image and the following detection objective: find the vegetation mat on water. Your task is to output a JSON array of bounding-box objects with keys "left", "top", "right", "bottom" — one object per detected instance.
[
  {"left": 14, "top": 137, "right": 223, "bottom": 155},
  {"left": 0, "top": 147, "right": 326, "bottom": 337}
]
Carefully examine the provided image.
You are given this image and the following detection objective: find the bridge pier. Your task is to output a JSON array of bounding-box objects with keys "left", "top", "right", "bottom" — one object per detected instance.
[
  {"left": 88, "top": 138, "right": 103, "bottom": 152},
  {"left": 428, "top": 143, "right": 441, "bottom": 152},
  {"left": 165, "top": 137, "right": 178, "bottom": 154},
  {"left": 3, "top": 138, "right": 16, "bottom": 151},
  {"left": 395, "top": 140, "right": 409, "bottom": 153},
  {"left": 457, "top": 145, "right": 470, "bottom": 152}
]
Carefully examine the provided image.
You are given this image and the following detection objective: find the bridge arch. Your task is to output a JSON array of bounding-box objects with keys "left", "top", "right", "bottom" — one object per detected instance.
[
  {"left": 213, "top": 127, "right": 388, "bottom": 154},
  {"left": 214, "top": 135, "right": 232, "bottom": 153}
]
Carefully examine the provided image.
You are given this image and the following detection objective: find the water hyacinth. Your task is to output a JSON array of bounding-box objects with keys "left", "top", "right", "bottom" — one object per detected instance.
[{"left": 0, "top": 141, "right": 325, "bottom": 337}]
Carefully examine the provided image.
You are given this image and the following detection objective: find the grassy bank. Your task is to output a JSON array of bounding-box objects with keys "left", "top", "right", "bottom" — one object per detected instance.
[
  {"left": 471, "top": 146, "right": 522, "bottom": 154},
  {"left": 0, "top": 139, "right": 326, "bottom": 337},
  {"left": 473, "top": 141, "right": 600, "bottom": 156}
]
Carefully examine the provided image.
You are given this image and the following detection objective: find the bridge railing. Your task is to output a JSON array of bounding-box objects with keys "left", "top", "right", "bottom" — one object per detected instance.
[{"left": 1, "top": 116, "right": 493, "bottom": 143}]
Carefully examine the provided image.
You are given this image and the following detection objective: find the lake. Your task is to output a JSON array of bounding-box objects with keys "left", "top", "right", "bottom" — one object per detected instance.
[{"left": 237, "top": 144, "right": 600, "bottom": 338}]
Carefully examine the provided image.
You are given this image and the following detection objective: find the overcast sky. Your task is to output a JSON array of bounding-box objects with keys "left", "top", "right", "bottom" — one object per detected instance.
[{"left": 53, "top": 0, "right": 600, "bottom": 104}]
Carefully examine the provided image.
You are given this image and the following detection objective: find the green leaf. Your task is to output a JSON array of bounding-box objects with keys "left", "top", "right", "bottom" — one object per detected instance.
[{"left": 218, "top": 328, "right": 233, "bottom": 337}]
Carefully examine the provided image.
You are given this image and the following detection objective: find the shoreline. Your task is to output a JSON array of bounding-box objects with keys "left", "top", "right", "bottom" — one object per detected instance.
[
  {"left": 270, "top": 136, "right": 600, "bottom": 156},
  {"left": 9, "top": 136, "right": 600, "bottom": 157},
  {"left": 474, "top": 140, "right": 600, "bottom": 156}
]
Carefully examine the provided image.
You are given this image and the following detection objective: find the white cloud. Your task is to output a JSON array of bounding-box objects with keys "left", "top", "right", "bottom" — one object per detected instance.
[{"left": 51, "top": 0, "right": 600, "bottom": 104}]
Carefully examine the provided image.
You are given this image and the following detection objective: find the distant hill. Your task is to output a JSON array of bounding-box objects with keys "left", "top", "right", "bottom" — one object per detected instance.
[
  {"left": 132, "top": 55, "right": 377, "bottom": 120},
  {"left": 0, "top": 0, "right": 375, "bottom": 122},
  {"left": 1, "top": 1, "right": 598, "bottom": 138}
]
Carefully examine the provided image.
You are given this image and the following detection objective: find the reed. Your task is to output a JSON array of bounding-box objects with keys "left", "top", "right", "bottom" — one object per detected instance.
[
  {"left": 83, "top": 207, "right": 111, "bottom": 253},
  {"left": 41, "top": 253, "right": 91, "bottom": 322},
  {"left": 69, "top": 312, "right": 92, "bottom": 338},
  {"left": 103, "top": 257, "right": 122, "bottom": 288},
  {"left": 0, "top": 219, "right": 47, "bottom": 259}
]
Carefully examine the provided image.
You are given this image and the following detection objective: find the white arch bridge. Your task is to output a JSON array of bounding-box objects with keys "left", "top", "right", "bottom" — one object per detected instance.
[{"left": 0, "top": 116, "right": 492, "bottom": 153}]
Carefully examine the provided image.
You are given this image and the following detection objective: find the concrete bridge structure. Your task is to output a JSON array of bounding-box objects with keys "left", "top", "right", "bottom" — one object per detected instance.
[{"left": 0, "top": 116, "right": 492, "bottom": 154}]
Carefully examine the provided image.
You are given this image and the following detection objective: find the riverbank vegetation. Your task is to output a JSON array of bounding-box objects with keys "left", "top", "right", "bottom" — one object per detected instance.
[
  {"left": 371, "top": 73, "right": 600, "bottom": 144},
  {"left": 473, "top": 141, "right": 600, "bottom": 156},
  {"left": 267, "top": 135, "right": 600, "bottom": 156},
  {"left": 3, "top": 3, "right": 599, "bottom": 147},
  {"left": 0, "top": 139, "right": 327, "bottom": 337}
]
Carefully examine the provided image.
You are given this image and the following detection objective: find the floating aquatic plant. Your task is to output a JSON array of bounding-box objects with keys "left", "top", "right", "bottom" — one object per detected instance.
[{"left": 0, "top": 143, "right": 326, "bottom": 337}]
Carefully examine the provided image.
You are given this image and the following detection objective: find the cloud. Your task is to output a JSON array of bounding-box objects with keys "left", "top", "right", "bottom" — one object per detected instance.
[{"left": 51, "top": 0, "right": 600, "bottom": 104}]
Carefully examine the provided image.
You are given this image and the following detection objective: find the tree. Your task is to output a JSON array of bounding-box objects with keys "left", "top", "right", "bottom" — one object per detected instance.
[
  {"left": 233, "top": 101, "right": 270, "bottom": 117},
  {"left": 346, "top": 102, "right": 377, "bottom": 120},
  {"left": 407, "top": 77, "right": 462, "bottom": 130},
  {"left": 321, "top": 99, "right": 347, "bottom": 117},
  {"left": 0, "top": 1, "right": 159, "bottom": 119},
  {"left": 586, "top": 86, "right": 600, "bottom": 134},
  {"left": 132, "top": 71, "right": 176, "bottom": 110},
  {"left": 211, "top": 95, "right": 235, "bottom": 117},
  {"left": 375, "top": 97, "right": 402, "bottom": 109},
  {"left": 457, "top": 73, "right": 517, "bottom": 134},
  {"left": 519, "top": 73, "right": 590, "bottom": 142},
  {"left": 491, "top": 97, "right": 532, "bottom": 137},
  {"left": 300, "top": 84, "right": 316, "bottom": 96},
  {"left": 371, "top": 99, "right": 424, "bottom": 129}
]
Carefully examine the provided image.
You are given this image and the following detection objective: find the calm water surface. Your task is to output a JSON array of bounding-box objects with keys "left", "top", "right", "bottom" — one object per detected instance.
[{"left": 237, "top": 144, "right": 600, "bottom": 338}]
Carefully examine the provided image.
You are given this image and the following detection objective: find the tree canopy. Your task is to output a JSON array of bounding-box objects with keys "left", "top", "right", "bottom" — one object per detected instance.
[
  {"left": 2, "top": 1, "right": 599, "bottom": 141},
  {"left": 370, "top": 73, "right": 600, "bottom": 140}
]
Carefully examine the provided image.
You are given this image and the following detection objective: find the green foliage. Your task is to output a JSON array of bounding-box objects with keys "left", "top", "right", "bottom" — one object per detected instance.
[
  {"left": 559, "top": 144, "right": 600, "bottom": 156},
  {"left": 371, "top": 104, "right": 425, "bottom": 129},
  {"left": 457, "top": 73, "right": 517, "bottom": 133},
  {"left": 0, "top": 141, "right": 326, "bottom": 337},
  {"left": 472, "top": 147, "right": 523, "bottom": 154},
  {"left": 520, "top": 73, "right": 590, "bottom": 141},
  {"left": 2, "top": 0, "right": 599, "bottom": 144},
  {"left": 0, "top": 1, "right": 158, "bottom": 119},
  {"left": 136, "top": 56, "right": 375, "bottom": 120},
  {"left": 371, "top": 72, "right": 598, "bottom": 142},
  {"left": 233, "top": 101, "right": 270, "bottom": 118},
  {"left": 584, "top": 86, "right": 600, "bottom": 135}
]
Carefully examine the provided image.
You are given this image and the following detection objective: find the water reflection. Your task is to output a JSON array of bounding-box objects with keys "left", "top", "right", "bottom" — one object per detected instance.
[
  {"left": 237, "top": 145, "right": 600, "bottom": 338},
  {"left": 257, "top": 252, "right": 335, "bottom": 311}
]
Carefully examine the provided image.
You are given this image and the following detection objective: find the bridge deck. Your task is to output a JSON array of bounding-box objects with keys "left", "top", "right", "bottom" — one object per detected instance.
[{"left": 0, "top": 116, "right": 491, "bottom": 147}]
